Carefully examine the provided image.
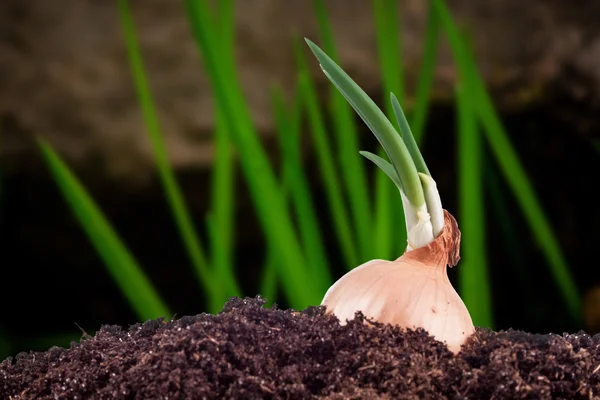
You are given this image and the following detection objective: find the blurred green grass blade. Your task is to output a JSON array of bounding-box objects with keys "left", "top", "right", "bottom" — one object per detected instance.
[
  {"left": 411, "top": 4, "right": 439, "bottom": 144},
  {"left": 215, "top": 0, "right": 234, "bottom": 49},
  {"left": 118, "top": 0, "right": 223, "bottom": 312},
  {"left": 208, "top": 0, "right": 242, "bottom": 300},
  {"left": 432, "top": 0, "right": 581, "bottom": 319},
  {"left": 313, "top": 0, "right": 372, "bottom": 261},
  {"left": 209, "top": 110, "right": 242, "bottom": 299},
  {"left": 473, "top": 72, "right": 581, "bottom": 319},
  {"left": 294, "top": 41, "right": 358, "bottom": 268},
  {"left": 262, "top": 84, "right": 334, "bottom": 303},
  {"left": 373, "top": 0, "right": 404, "bottom": 105},
  {"left": 258, "top": 132, "right": 296, "bottom": 307},
  {"left": 372, "top": 158, "right": 395, "bottom": 259},
  {"left": 272, "top": 87, "right": 332, "bottom": 292},
  {"left": 455, "top": 79, "right": 493, "bottom": 328},
  {"left": 185, "top": 0, "right": 317, "bottom": 308},
  {"left": 372, "top": 0, "right": 403, "bottom": 260},
  {"left": 259, "top": 126, "right": 300, "bottom": 306},
  {"left": 39, "top": 141, "right": 170, "bottom": 321}
]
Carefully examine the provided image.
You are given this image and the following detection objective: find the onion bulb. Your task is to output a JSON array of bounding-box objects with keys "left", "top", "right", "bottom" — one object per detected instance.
[
  {"left": 305, "top": 38, "right": 475, "bottom": 354},
  {"left": 321, "top": 210, "right": 474, "bottom": 353}
]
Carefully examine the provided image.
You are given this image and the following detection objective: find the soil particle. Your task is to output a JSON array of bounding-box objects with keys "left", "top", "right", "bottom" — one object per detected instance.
[{"left": 1, "top": 297, "right": 599, "bottom": 399}]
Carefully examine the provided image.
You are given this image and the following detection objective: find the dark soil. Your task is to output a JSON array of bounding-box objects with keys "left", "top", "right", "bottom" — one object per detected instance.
[{"left": 2, "top": 297, "right": 599, "bottom": 399}]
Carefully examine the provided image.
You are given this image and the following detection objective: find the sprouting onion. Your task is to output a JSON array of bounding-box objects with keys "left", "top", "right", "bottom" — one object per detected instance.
[{"left": 306, "top": 39, "right": 474, "bottom": 353}]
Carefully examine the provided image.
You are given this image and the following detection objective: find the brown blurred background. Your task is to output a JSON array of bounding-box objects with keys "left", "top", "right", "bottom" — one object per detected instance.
[{"left": 2, "top": 0, "right": 600, "bottom": 359}]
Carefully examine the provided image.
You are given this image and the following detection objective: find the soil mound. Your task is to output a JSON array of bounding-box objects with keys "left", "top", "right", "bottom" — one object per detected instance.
[{"left": 2, "top": 297, "right": 599, "bottom": 399}]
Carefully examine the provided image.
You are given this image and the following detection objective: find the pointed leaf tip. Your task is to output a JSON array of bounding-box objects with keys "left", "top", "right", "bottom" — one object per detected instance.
[
  {"left": 304, "top": 39, "right": 330, "bottom": 68},
  {"left": 304, "top": 38, "right": 318, "bottom": 54},
  {"left": 359, "top": 151, "right": 403, "bottom": 189}
]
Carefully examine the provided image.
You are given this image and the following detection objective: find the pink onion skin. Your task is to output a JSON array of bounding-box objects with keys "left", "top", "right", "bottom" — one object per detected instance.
[{"left": 322, "top": 210, "right": 475, "bottom": 354}]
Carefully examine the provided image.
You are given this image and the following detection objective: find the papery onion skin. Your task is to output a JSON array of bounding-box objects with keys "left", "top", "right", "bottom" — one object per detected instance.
[{"left": 321, "top": 210, "right": 474, "bottom": 354}]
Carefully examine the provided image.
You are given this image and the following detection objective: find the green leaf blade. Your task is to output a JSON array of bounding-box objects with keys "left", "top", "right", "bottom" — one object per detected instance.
[
  {"left": 455, "top": 79, "right": 493, "bottom": 329},
  {"left": 208, "top": 0, "right": 243, "bottom": 301},
  {"left": 391, "top": 93, "right": 430, "bottom": 176},
  {"left": 305, "top": 38, "right": 425, "bottom": 208},
  {"left": 312, "top": 0, "right": 373, "bottom": 261},
  {"left": 411, "top": 4, "right": 440, "bottom": 144},
  {"left": 373, "top": 0, "right": 404, "bottom": 105},
  {"left": 432, "top": 0, "right": 580, "bottom": 320},
  {"left": 208, "top": 109, "right": 242, "bottom": 301},
  {"left": 372, "top": 0, "right": 405, "bottom": 260},
  {"left": 294, "top": 41, "right": 359, "bottom": 268},
  {"left": 118, "top": 0, "right": 224, "bottom": 311},
  {"left": 359, "top": 151, "right": 402, "bottom": 189},
  {"left": 476, "top": 79, "right": 581, "bottom": 319},
  {"left": 40, "top": 141, "right": 170, "bottom": 321},
  {"left": 272, "top": 86, "right": 333, "bottom": 293},
  {"left": 185, "top": 0, "right": 318, "bottom": 308}
]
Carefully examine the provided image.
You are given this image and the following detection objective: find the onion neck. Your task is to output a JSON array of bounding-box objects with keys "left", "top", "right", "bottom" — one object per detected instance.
[
  {"left": 401, "top": 190, "right": 434, "bottom": 250},
  {"left": 400, "top": 210, "right": 461, "bottom": 270},
  {"left": 419, "top": 173, "right": 444, "bottom": 237},
  {"left": 400, "top": 175, "right": 446, "bottom": 251}
]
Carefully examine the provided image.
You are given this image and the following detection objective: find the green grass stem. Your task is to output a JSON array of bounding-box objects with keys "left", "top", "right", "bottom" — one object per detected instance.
[
  {"left": 208, "top": 0, "right": 243, "bottom": 301},
  {"left": 432, "top": 0, "right": 581, "bottom": 319},
  {"left": 456, "top": 78, "right": 493, "bottom": 328},
  {"left": 40, "top": 141, "right": 170, "bottom": 321},
  {"left": 208, "top": 110, "right": 242, "bottom": 301},
  {"left": 391, "top": 94, "right": 430, "bottom": 176},
  {"left": 294, "top": 41, "right": 359, "bottom": 268},
  {"left": 313, "top": 0, "right": 373, "bottom": 261},
  {"left": 410, "top": 4, "right": 440, "bottom": 144},
  {"left": 373, "top": 0, "right": 404, "bottom": 105},
  {"left": 372, "top": 0, "right": 404, "bottom": 260},
  {"left": 305, "top": 39, "right": 425, "bottom": 208},
  {"left": 118, "top": 0, "right": 223, "bottom": 312},
  {"left": 272, "top": 87, "right": 332, "bottom": 293},
  {"left": 185, "top": 0, "right": 318, "bottom": 308}
]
